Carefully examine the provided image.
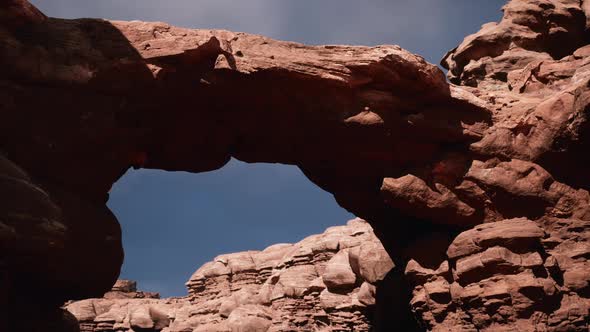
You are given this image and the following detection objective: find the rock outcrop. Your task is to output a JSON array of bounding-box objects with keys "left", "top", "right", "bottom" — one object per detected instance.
[
  {"left": 2, "top": 0, "right": 590, "bottom": 330},
  {"left": 400, "top": 1, "right": 590, "bottom": 330},
  {"left": 407, "top": 218, "right": 590, "bottom": 331},
  {"left": 66, "top": 219, "right": 393, "bottom": 331}
]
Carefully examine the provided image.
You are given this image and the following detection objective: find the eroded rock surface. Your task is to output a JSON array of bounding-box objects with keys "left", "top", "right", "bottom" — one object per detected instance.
[
  {"left": 399, "top": 0, "right": 590, "bottom": 330},
  {"left": 407, "top": 218, "right": 590, "bottom": 331},
  {"left": 66, "top": 219, "right": 393, "bottom": 331},
  {"left": 443, "top": 0, "right": 590, "bottom": 190}
]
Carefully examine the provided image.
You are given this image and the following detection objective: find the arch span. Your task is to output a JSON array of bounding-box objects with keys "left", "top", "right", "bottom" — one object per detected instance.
[
  {"left": 0, "top": 4, "right": 491, "bottom": 296},
  {"left": 0, "top": 10, "right": 489, "bottom": 330}
]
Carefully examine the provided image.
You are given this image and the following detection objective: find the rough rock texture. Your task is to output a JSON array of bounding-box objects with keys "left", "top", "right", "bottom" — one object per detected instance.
[
  {"left": 442, "top": 0, "right": 590, "bottom": 191},
  {"left": 2, "top": 0, "right": 590, "bottom": 330},
  {"left": 406, "top": 218, "right": 590, "bottom": 331},
  {"left": 400, "top": 0, "right": 590, "bottom": 330},
  {"left": 66, "top": 219, "right": 394, "bottom": 331}
]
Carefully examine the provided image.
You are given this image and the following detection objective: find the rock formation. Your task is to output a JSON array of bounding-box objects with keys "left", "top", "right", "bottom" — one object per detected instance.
[
  {"left": 1, "top": 0, "right": 590, "bottom": 330},
  {"left": 407, "top": 217, "right": 589, "bottom": 331},
  {"left": 66, "top": 219, "right": 393, "bottom": 331}
]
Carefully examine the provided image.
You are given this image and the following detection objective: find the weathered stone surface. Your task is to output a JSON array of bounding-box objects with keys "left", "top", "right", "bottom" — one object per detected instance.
[
  {"left": 399, "top": 1, "right": 590, "bottom": 329},
  {"left": 67, "top": 219, "right": 392, "bottom": 331},
  {"left": 443, "top": 0, "right": 587, "bottom": 84},
  {"left": 351, "top": 240, "right": 395, "bottom": 284},
  {"left": 0, "top": 3, "right": 489, "bottom": 328},
  {"left": 322, "top": 250, "right": 357, "bottom": 291},
  {"left": 226, "top": 305, "right": 273, "bottom": 332},
  {"left": 407, "top": 217, "right": 590, "bottom": 331},
  {"left": 446, "top": 218, "right": 545, "bottom": 259},
  {"left": 112, "top": 280, "right": 137, "bottom": 293},
  {"left": 442, "top": 0, "right": 590, "bottom": 192}
]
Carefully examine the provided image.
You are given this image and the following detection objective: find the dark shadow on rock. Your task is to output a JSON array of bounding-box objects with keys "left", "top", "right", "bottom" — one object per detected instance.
[
  {"left": 0, "top": 8, "right": 146, "bottom": 331},
  {"left": 373, "top": 268, "right": 423, "bottom": 332}
]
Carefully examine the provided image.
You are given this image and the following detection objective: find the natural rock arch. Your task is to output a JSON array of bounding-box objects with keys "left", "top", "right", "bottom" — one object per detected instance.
[
  {"left": 1, "top": 0, "right": 590, "bottom": 331},
  {"left": 0, "top": 1, "right": 488, "bottom": 298}
]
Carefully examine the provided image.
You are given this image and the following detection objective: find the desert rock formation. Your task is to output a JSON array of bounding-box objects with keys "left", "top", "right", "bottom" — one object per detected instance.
[
  {"left": 1, "top": 0, "right": 590, "bottom": 330},
  {"left": 66, "top": 219, "right": 393, "bottom": 332}
]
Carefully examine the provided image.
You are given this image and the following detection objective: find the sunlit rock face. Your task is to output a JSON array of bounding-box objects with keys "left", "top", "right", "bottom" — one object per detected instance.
[
  {"left": 407, "top": 218, "right": 590, "bottom": 331},
  {"left": 66, "top": 219, "right": 393, "bottom": 331},
  {"left": 1, "top": 0, "right": 590, "bottom": 330},
  {"left": 405, "top": 0, "right": 590, "bottom": 330}
]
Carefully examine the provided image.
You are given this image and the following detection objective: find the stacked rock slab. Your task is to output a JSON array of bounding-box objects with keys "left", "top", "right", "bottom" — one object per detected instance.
[
  {"left": 397, "top": 0, "right": 590, "bottom": 330},
  {"left": 406, "top": 218, "right": 590, "bottom": 331},
  {"left": 66, "top": 219, "right": 393, "bottom": 332},
  {"left": 67, "top": 281, "right": 163, "bottom": 332}
]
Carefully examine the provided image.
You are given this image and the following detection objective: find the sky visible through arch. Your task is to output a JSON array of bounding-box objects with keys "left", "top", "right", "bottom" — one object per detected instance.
[{"left": 31, "top": 0, "right": 506, "bottom": 297}]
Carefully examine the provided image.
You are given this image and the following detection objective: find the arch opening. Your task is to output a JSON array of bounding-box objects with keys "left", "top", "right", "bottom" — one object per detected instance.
[{"left": 107, "top": 158, "right": 354, "bottom": 297}]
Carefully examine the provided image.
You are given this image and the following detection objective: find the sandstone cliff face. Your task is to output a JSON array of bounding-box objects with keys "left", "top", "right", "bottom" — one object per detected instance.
[
  {"left": 2, "top": 0, "right": 590, "bottom": 330},
  {"left": 398, "top": 1, "right": 590, "bottom": 330},
  {"left": 66, "top": 219, "right": 393, "bottom": 332},
  {"left": 407, "top": 218, "right": 590, "bottom": 331}
]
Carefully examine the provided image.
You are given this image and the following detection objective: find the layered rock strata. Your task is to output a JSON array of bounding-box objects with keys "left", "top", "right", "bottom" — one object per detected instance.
[
  {"left": 407, "top": 218, "right": 589, "bottom": 331},
  {"left": 66, "top": 219, "right": 393, "bottom": 332},
  {"left": 399, "top": 1, "right": 590, "bottom": 330}
]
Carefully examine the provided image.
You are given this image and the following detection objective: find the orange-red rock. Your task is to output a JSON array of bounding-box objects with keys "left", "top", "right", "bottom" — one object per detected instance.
[{"left": 66, "top": 219, "right": 393, "bottom": 332}]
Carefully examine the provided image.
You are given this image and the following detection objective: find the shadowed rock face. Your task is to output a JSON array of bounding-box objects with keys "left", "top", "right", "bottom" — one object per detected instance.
[{"left": 1, "top": 0, "right": 589, "bottom": 330}]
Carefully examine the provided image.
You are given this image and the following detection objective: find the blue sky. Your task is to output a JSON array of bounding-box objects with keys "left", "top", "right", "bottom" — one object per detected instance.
[{"left": 30, "top": 0, "right": 505, "bottom": 297}]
